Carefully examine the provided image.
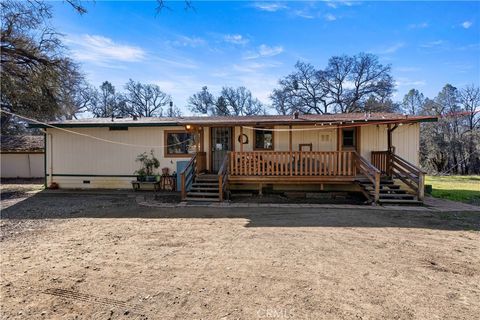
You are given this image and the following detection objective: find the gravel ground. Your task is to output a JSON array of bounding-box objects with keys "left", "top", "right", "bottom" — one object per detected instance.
[{"left": 1, "top": 186, "right": 479, "bottom": 319}]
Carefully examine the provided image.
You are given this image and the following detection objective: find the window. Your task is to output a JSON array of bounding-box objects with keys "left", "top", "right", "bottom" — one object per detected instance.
[
  {"left": 254, "top": 128, "right": 274, "bottom": 150},
  {"left": 342, "top": 128, "right": 356, "bottom": 148},
  {"left": 165, "top": 131, "right": 196, "bottom": 156}
]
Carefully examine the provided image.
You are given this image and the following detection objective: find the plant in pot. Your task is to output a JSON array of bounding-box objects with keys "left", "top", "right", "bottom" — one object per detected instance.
[{"left": 134, "top": 150, "right": 160, "bottom": 182}]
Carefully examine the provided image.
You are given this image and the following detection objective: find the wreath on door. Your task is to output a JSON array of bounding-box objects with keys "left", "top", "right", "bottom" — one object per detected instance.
[{"left": 238, "top": 133, "right": 249, "bottom": 144}]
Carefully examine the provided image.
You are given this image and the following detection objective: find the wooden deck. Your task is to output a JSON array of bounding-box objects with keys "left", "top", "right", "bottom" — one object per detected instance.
[{"left": 180, "top": 150, "right": 425, "bottom": 204}]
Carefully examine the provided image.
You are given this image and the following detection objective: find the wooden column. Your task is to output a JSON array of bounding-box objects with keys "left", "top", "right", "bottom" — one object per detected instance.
[
  {"left": 289, "top": 125, "right": 292, "bottom": 176},
  {"left": 240, "top": 126, "right": 244, "bottom": 153},
  {"left": 289, "top": 125, "right": 292, "bottom": 152},
  {"left": 387, "top": 124, "right": 392, "bottom": 153}
]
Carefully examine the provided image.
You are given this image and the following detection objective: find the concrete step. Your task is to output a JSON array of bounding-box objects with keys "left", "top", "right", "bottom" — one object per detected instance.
[
  {"left": 185, "top": 197, "right": 220, "bottom": 202},
  {"left": 186, "top": 192, "right": 220, "bottom": 197},
  {"left": 365, "top": 188, "right": 406, "bottom": 194},
  {"left": 375, "top": 193, "right": 415, "bottom": 199},
  {"left": 378, "top": 199, "right": 423, "bottom": 205}
]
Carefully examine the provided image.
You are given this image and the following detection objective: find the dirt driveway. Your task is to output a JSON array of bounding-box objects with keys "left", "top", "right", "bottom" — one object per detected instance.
[{"left": 1, "top": 190, "right": 479, "bottom": 319}]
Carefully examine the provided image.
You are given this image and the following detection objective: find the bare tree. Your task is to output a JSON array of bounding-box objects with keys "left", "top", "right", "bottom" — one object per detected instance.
[
  {"left": 272, "top": 61, "right": 328, "bottom": 114},
  {"left": 0, "top": 0, "right": 87, "bottom": 133},
  {"left": 270, "top": 88, "right": 292, "bottom": 115},
  {"left": 220, "top": 86, "right": 264, "bottom": 116},
  {"left": 271, "top": 54, "right": 394, "bottom": 115},
  {"left": 165, "top": 102, "right": 182, "bottom": 117},
  {"left": 124, "top": 79, "right": 170, "bottom": 117},
  {"left": 188, "top": 86, "right": 215, "bottom": 114},
  {"left": 188, "top": 86, "right": 264, "bottom": 116}
]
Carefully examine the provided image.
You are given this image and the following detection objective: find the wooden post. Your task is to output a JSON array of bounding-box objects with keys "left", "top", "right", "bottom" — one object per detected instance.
[
  {"left": 181, "top": 173, "right": 186, "bottom": 200},
  {"left": 374, "top": 171, "right": 380, "bottom": 203},
  {"left": 387, "top": 124, "right": 398, "bottom": 176},
  {"left": 418, "top": 172, "right": 425, "bottom": 201},
  {"left": 195, "top": 128, "right": 200, "bottom": 153},
  {"left": 240, "top": 126, "right": 244, "bottom": 153},
  {"left": 219, "top": 175, "right": 223, "bottom": 201},
  {"left": 289, "top": 125, "right": 292, "bottom": 176},
  {"left": 387, "top": 124, "right": 392, "bottom": 153}
]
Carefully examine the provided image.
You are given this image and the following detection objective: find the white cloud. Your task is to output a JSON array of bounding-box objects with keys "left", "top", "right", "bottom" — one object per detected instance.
[
  {"left": 324, "top": 0, "right": 355, "bottom": 9},
  {"left": 171, "top": 35, "right": 206, "bottom": 48},
  {"left": 232, "top": 61, "right": 281, "bottom": 73},
  {"left": 420, "top": 40, "right": 445, "bottom": 48},
  {"left": 408, "top": 22, "right": 429, "bottom": 29},
  {"left": 252, "top": 2, "right": 288, "bottom": 12},
  {"left": 66, "top": 34, "right": 145, "bottom": 64},
  {"left": 461, "top": 20, "right": 473, "bottom": 29},
  {"left": 244, "top": 44, "right": 284, "bottom": 59},
  {"left": 395, "top": 78, "right": 426, "bottom": 87},
  {"left": 294, "top": 10, "right": 315, "bottom": 19},
  {"left": 377, "top": 42, "right": 405, "bottom": 54},
  {"left": 224, "top": 34, "right": 249, "bottom": 45},
  {"left": 324, "top": 13, "right": 337, "bottom": 21}
]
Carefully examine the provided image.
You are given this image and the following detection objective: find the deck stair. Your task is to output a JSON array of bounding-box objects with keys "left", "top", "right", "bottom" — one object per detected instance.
[
  {"left": 185, "top": 174, "right": 220, "bottom": 202},
  {"left": 356, "top": 177, "right": 423, "bottom": 205}
]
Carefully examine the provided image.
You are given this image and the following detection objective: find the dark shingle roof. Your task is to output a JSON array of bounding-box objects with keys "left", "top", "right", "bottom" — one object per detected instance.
[{"left": 1, "top": 135, "right": 44, "bottom": 152}]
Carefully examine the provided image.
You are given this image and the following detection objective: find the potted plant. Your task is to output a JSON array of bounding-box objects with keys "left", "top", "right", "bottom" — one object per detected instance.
[{"left": 134, "top": 150, "right": 160, "bottom": 182}]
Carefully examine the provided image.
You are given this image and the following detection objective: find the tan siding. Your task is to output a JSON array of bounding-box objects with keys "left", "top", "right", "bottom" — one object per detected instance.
[
  {"left": 360, "top": 123, "right": 420, "bottom": 165},
  {"left": 45, "top": 122, "right": 420, "bottom": 188},
  {"left": 1, "top": 153, "right": 44, "bottom": 178},
  {"left": 46, "top": 126, "right": 190, "bottom": 188},
  {"left": 392, "top": 123, "right": 420, "bottom": 165},
  {"left": 360, "top": 125, "right": 388, "bottom": 159},
  {"left": 234, "top": 125, "right": 337, "bottom": 152}
]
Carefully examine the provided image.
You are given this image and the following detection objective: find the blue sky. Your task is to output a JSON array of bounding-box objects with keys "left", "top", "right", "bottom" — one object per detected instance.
[{"left": 51, "top": 1, "right": 480, "bottom": 114}]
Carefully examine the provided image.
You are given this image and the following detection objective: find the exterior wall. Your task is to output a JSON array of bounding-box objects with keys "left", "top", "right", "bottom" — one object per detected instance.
[
  {"left": 45, "top": 122, "right": 420, "bottom": 189},
  {"left": 360, "top": 123, "right": 420, "bottom": 165},
  {"left": 46, "top": 126, "right": 191, "bottom": 189},
  {"left": 1, "top": 153, "right": 44, "bottom": 178},
  {"left": 233, "top": 125, "right": 337, "bottom": 152}
]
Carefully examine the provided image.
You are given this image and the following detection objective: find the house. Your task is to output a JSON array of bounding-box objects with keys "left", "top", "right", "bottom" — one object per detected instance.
[
  {"left": 1, "top": 135, "right": 45, "bottom": 179},
  {"left": 29, "top": 112, "right": 437, "bottom": 204}
]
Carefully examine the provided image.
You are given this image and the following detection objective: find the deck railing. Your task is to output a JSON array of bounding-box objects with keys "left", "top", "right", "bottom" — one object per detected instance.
[
  {"left": 390, "top": 153, "right": 426, "bottom": 201},
  {"left": 180, "top": 153, "right": 197, "bottom": 200},
  {"left": 371, "top": 150, "right": 426, "bottom": 201},
  {"left": 354, "top": 151, "right": 381, "bottom": 202},
  {"left": 229, "top": 151, "right": 356, "bottom": 177},
  {"left": 371, "top": 151, "right": 390, "bottom": 175}
]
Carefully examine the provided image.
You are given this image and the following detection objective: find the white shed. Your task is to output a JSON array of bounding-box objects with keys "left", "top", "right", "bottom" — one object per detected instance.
[{"left": 1, "top": 135, "right": 44, "bottom": 179}]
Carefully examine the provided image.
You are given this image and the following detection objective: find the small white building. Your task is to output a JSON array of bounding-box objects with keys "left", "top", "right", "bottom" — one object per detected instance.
[{"left": 1, "top": 135, "right": 44, "bottom": 179}]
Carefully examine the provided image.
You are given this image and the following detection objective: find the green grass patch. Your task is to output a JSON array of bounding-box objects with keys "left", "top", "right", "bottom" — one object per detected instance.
[{"left": 425, "top": 175, "right": 480, "bottom": 205}]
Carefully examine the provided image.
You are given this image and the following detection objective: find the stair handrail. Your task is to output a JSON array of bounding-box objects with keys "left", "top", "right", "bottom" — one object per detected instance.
[
  {"left": 389, "top": 152, "right": 426, "bottom": 201},
  {"left": 354, "top": 151, "right": 381, "bottom": 203},
  {"left": 180, "top": 152, "right": 198, "bottom": 200},
  {"left": 217, "top": 152, "right": 230, "bottom": 201}
]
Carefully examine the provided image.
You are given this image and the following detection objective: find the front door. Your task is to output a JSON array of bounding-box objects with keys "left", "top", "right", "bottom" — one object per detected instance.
[{"left": 211, "top": 127, "right": 233, "bottom": 173}]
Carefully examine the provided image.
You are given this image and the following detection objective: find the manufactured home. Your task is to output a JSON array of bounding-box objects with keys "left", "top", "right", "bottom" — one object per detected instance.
[{"left": 30, "top": 112, "right": 437, "bottom": 204}]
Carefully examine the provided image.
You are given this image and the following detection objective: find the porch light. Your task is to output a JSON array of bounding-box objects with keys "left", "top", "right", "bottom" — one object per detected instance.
[{"left": 185, "top": 124, "right": 192, "bottom": 130}]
